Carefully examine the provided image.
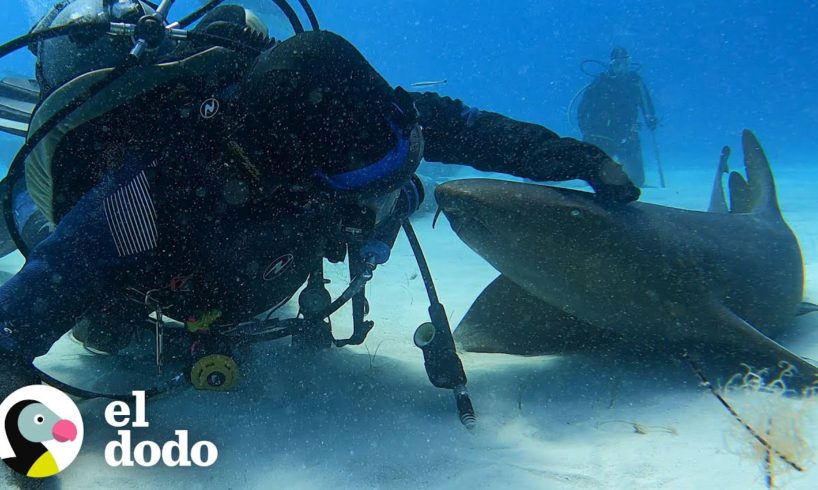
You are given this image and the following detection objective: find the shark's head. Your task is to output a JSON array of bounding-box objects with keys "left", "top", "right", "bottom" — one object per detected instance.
[
  {"left": 435, "top": 179, "right": 636, "bottom": 311},
  {"left": 436, "top": 179, "right": 621, "bottom": 256}
]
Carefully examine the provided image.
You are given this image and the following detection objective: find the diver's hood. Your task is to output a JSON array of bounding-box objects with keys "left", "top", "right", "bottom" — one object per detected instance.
[{"left": 26, "top": 46, "right": 250, "bottom": 224}]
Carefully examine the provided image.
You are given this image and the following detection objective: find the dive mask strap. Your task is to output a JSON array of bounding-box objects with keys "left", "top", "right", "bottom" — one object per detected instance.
[
  {"left": 316, "top": 120, "right": 411, "bottom": 192},
  {"left": 315, "top": 86, "right": 418, "bottom": 193}
]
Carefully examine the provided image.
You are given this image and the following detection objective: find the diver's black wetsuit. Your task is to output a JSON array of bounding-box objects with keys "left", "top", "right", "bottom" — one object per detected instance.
[
  {"left": 577, "top": 71, "right": 656, "bottom": 187},
  {"left": 0, "top": 29, "right": 637, "bottom": 364}
]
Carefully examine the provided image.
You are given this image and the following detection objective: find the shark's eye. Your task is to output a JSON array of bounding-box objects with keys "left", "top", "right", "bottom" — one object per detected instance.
[
  {"left": 34, "top": 414, "right": 45, "bottom": 425},
  {"left": 570, "top": 209, "right": 582, "bottom": 218}
]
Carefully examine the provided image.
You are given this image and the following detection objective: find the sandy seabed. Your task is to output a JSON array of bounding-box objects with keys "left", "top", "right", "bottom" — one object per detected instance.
[{"left": 1, "top": 160, "right": 817, "bottom": 490}]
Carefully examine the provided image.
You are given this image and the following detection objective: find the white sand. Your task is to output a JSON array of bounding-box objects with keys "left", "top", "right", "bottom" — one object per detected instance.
[{"left": 2, "top": 159, "right": 818, "bottom": 489}]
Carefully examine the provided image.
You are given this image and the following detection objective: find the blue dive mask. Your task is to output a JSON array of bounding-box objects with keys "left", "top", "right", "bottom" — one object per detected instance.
[{"left": 317, "top": 118, "right": 412, "bottom": 193}]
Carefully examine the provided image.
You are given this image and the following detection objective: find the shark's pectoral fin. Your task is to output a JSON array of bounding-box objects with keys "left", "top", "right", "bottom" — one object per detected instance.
[
  {"left": 741, "top": 129, "right": 782, "bottom": 218},
  {"left": 686, "top": 303, "right": 818, "bottom": 393},
  {"left": 797, "top": 302, "right": 818, "bottom": 317},
  {"left": 454, "top": 275, "right": 621, "bottom": 355}
]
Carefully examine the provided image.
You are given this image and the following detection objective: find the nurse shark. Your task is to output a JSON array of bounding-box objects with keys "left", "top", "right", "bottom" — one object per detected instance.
[{"left": 436, "top": 130, "right": 817, "bottom": 391}]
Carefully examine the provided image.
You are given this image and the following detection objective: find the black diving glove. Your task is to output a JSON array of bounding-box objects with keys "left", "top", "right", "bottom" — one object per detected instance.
[
  {"left": 519, "top": 137, "right": 641, "bottom": 205},
  {"left": 586, "top": 158, "right": 641, "bottom": 205}
]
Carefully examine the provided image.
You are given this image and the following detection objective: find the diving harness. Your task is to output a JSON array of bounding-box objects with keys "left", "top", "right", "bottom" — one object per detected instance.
[{"left": 0, "top": 0, "right": 475, "bottom": 430}]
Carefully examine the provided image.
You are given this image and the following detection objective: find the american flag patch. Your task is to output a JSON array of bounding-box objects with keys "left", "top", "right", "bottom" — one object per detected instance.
[{"left": 103, "top": 171, "right": 158, "bottom": 256}]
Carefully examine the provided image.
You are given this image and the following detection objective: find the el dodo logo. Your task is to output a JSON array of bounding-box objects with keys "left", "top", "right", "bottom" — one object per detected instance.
[
  {"left": 104, "top": 391, "right": 218, "bottom": 467},
  {"left": 0, "top": 385, "right": 82, "bottom": 478}
]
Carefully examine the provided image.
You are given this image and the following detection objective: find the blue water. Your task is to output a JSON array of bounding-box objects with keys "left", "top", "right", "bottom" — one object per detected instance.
[{"left": 3, "top": 1, "right": 817, "bottom": 170}]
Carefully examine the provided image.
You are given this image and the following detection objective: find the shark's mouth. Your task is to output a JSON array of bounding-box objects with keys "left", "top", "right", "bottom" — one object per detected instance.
[{"left": 438, "top": 204, "right": 492, "bottom": 242}]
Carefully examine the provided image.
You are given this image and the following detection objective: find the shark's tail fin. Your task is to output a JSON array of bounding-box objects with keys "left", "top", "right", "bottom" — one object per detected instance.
[{"left": 724, "top": 130, "right": 782, "bottom": 218}]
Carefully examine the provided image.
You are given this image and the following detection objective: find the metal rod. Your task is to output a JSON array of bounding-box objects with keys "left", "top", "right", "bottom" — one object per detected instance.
[{"left": 650, "top": 129, "right": 666, "bottom": 188}]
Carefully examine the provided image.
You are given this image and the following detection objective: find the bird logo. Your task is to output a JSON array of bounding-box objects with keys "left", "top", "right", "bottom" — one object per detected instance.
[{"left": 1, "top": 385, "right": 83, "bottom": 478}]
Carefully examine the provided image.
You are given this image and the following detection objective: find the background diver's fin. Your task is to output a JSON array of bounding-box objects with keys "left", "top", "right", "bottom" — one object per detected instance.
[
  {"left": 708, "top": 145, "right": 730, "bottom": 213},
  {"left": 453, "top": 275, "right": 621, "bottom": 355},
  {"left": 0, "top": 76, "right": 39, "bottom": 137},
  {"left": 797, "top": 302, "right": 818, "bottom": 317}
]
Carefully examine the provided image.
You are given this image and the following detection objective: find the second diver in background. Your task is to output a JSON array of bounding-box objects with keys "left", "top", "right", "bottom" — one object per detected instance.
[{"left": 577, "top": 47, "right": 658, "bottom": 187}]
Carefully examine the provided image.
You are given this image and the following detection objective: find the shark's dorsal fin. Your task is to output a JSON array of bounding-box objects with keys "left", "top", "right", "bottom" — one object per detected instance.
[
  {"left": 721, "top": 130, "right": 782, "bottom": 218},
  {"left": 708, "top": 146, "right": 731, "bottom": 213},
  {"left": 739, "top": 129, "right": 783, "bottom": 218},
  {"left": 728, "top": 171, "right": 753, "bottom": 214}
]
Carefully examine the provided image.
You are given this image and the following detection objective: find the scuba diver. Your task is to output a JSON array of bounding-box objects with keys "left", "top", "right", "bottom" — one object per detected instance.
[
  {"left": 576, "top": 47, "right": 658, "bottom": 187},
  {"left": 0, "top": 0, "right": 639, "bottom": 441}
]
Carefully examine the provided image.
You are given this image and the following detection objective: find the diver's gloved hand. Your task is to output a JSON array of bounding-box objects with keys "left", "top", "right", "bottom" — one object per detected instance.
[
  {"left": 586, "top": 158, "right": 641, "bottom": 205},
  {"left": 522, "top": 137, "right": 640, "bottom": 205}
]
